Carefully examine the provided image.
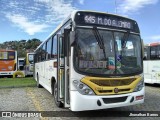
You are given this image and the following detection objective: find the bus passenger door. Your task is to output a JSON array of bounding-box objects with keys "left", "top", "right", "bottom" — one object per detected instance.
[{"left": 57, "top": 29, "right": 70, "bottom": 108}]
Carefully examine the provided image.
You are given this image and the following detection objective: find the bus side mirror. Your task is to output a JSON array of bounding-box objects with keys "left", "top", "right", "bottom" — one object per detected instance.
[{"left": 70, "top": 31, "right": 75, "bottom": 46}]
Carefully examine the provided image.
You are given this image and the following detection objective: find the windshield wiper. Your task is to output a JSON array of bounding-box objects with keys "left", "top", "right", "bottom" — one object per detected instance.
[
  {"left": 122, "top": 30, "right": 130, "bottom": 48},
  {"left": 92, "top": 27, "right": 107, "bottom": 60}
]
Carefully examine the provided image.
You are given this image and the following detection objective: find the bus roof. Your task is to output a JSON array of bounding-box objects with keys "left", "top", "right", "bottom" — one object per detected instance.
[
  {"left": 46, "top": 10, "right": 136, "bottom": 40},
  {"left": 35, "top": 10, "right": 138, "bottom": 51}
]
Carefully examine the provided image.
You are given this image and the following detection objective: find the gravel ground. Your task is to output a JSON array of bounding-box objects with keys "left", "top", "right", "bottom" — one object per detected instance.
[{"left": 0, "top": 84, "right": 160, "bottom": 120}]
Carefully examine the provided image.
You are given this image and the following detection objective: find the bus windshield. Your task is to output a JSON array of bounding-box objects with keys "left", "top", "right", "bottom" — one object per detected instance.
[
  {"left": 74, "top": 28, "right": 142, "bottom": 76},
  {"left": 28, "top": 54, "right": 34, "bottom": 64},
  {"left": 0, "top": 51, "right": 15, "bottom": 60}
]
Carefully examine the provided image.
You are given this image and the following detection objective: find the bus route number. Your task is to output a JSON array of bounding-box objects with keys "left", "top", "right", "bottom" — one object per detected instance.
[{"left": 84, "top": 15, "right": 96, "bottom": 23}]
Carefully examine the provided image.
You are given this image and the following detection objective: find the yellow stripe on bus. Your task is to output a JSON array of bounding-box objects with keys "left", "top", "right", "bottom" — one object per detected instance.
[{"left": 81, "top": 76, "right": 141, "bottom": 95}]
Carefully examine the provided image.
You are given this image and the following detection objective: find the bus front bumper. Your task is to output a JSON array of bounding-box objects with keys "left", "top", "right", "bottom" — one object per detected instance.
[
  {"left": 0, "top": 71, "right": 14, "bottom": 76},
  {"left": 70, "top": 87, "right": 144, "bottom": 111}
]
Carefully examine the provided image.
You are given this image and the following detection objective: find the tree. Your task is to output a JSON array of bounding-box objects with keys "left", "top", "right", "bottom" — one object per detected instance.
[{"left": 0, "top": 39, "right": 42, "bottom": 57}]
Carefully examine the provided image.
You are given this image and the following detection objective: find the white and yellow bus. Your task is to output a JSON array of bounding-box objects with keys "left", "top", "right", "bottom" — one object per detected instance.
[
  {"left": 144, "top": 42, "right": 160, "bottom": 84},
  {"left": 34, "top": 10, "right": 144, "bottom": 111},
  {"left": 0, "top": 50, "right": 17, "bottom": 77},
  {"left": 24, "top": 53, "right": 34, "bottom": 76}
]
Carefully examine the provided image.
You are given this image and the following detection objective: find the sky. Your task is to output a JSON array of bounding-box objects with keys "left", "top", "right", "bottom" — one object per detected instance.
[{"left": 0, "top": 0, "right": 160, "bottom": 44}]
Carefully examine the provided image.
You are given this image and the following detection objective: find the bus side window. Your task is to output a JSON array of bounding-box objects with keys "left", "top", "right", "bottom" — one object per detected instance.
[
  {"left": 59, "top": 35, "right": 64, "bottom": 58},
  {"left": 34, "top": 54, "right": 36, "bottom": 63},
  {"left": 158, "top": 45, "right": 160, "bottom": 59},
  {"left": 24, "top": 58, "right": 26, "bottom": 66},
  {"left": 37, "top": 48, "right": 40, "bottom": 62},
  {"left": 41, "top": 44, "right": 46, "bottom": 61},
  {"left": 46, "top": 38, "right": 52, "bottom": 60},
  {"left": 36, "top": 47, "right": 42, "bottom": 62},
  {"left": 150, "top": 46, "right": 158, "bottom": 60},
  {"left": 51, "top": 36, "right": 57, "bottom": 58}
]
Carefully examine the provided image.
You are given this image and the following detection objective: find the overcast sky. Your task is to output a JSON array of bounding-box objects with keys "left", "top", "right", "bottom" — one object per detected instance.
[{"left": 0, "top": 0, "right": 160, "bottom": 44}]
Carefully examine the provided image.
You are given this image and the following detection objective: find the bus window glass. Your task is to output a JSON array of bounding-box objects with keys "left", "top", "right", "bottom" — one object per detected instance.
[
  {"left": 144, "top": 47, "right": 148, "bottom": 60},
  {"left": 0, "top": 52, "right": 8, "bottom": 60},
  {"left": 0, "top": 51, "right": 15, "bottom": 60},
  {"left": 46, "top": 38, "right": 52, "bottom": 59},
  {"left": 37, "top": 46, "right": 42, "bottom": 62},
  {"left": 150, "top": 46, "right": 157, "bottom": 59},
  {"left": 158, "top": 46, "right": 160, "bottom": 59},
  {"left": 74, "top": 28, "right": 142, "bottom": 75},
  {"left": 8, "top": 52, "right": 15, "bottom": 60},
  {"left": 59, "top": 37, "right": 64, "bottom": 58},
  {"left": 41, "top": 44, "right": 46, "bottom": 61},
  {"left": 51, "top": 36, "right": 57, "bottom": 58},
  {"left": 19, "top": 60, "right": 24, "bottom": 66},
  {"left": 28, "top": 54, "right": 34, "bottom": 64},
  {"left": 115, "top": 33, "right": 142, "bottom": 71}
]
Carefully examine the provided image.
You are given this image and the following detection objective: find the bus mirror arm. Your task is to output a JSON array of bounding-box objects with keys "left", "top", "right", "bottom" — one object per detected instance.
[{"left": 70, "top": 31, "right": 75, "bottom": 46}]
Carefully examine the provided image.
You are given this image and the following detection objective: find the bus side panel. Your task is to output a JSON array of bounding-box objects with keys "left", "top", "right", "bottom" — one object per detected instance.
[
  {"left": 144, "top": 60, "right": 160, "bottom": 84},
  {"left": 143, "top": 61, "right": 152, "bottom": 83},
  {"left": 148, "top": 60, "right": 160, "bottom": 84},
  {"left": 34, "top": 59, "right": 57, "bottom": 93},
  {"left": 44, "top": 60, "right": 57, "bottom": 93}
]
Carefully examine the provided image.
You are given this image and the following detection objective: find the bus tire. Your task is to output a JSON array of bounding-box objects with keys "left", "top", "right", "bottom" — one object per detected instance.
[
  {"left": 53, "top": 83, "right": 63, "bottom": 108},
  {"left": 37, "top": 74, "right": 42, "bottom": 88}
]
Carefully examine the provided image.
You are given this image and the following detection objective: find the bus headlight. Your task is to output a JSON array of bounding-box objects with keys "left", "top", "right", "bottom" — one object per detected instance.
[
  {"left": 8, "top": 66, "right": 13, "bottom": 70},
  {"left": 134, "top": 77, "right": 144, "bottom": 92},
  {"left": 73, "top": 80, "right": 95, "bottom": 95}
]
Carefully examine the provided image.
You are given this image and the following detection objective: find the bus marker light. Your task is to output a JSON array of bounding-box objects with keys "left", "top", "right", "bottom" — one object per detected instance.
[
  {"left": 73, "top": 80, "right": 78, "bottom": 85},
  {"left": 8, "top": 66, "right": 13, "bottom": 70},
  {"left": 136, "top": 95, "right": 144, "bottom": 100},
  {"left": 79, "top": 84, "right": 84, "bottom": 89},
  {"left": 84, "top": 89, "right": 90, "bottom": 94}
]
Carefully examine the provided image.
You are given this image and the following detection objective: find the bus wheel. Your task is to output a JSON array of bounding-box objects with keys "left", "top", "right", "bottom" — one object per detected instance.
[
  {"left": 37, "top": 75, "right": 42, "bottom": 88},
  {"left": 53, "top": 83, "right": 63, "bottom": 108}
]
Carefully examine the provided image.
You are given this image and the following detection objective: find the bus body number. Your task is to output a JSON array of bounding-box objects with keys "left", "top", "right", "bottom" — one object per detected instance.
[{"left": 95, "top": 87, "right": 103, "bottom": 91}]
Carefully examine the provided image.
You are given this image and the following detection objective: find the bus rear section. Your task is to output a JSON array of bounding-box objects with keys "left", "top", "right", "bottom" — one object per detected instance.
[
  {"left": 34, "top": 10, "right": 144, "bottom": 111},
  {"left": 0, "top": 50, "right": 17, "bottom": 77},
  {"left": 144, "top": 42, "right": 160, "bottom": 84}
]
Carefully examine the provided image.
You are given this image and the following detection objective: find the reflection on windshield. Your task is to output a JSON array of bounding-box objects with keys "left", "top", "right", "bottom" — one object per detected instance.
[{"left": 74, "top": 28, "right": 142, "bottom": 75}]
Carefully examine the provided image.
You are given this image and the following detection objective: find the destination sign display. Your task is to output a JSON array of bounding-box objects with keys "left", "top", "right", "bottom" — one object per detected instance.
[
  {"left": 84, "top": 15, "right": 131, "bottom": 29},
  {"left": 75, "top": 11, "right": 140, "bottom": 33}
]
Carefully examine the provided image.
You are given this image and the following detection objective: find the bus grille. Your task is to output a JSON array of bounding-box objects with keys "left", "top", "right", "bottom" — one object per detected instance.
[
  {"left": 98, "top": 89, "right": 130, "bottom": 93},
  {"left": 90, "top": 78, "right": 136, "bottom": 86},
  {"left": 102, "top": 96, "right": 127, "bottom": 104}
]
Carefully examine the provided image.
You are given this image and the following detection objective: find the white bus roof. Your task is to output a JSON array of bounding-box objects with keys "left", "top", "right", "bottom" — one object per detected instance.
[{"left": 35, "top": 10, "right": 135, "bottom": 51}]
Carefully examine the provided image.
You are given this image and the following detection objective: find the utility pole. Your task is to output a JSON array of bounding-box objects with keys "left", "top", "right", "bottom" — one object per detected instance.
[{"left": 115, "top": 0, "right": 117, "bottom": 14}]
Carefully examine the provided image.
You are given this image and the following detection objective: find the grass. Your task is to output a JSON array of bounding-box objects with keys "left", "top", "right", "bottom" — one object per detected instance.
[{"left": 0, "top": 77, "right": 37, "bottom": 88}]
